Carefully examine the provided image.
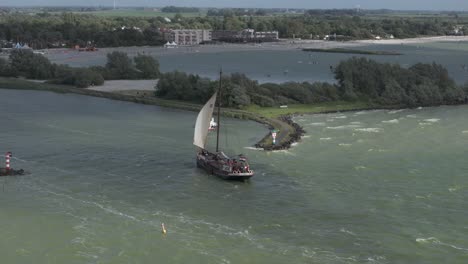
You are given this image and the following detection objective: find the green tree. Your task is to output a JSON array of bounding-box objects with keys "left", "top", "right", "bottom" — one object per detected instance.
[
  {"left": 105, "top": 51, "right": 137, "bottom": 79},
  {"left": 0, "top": 57, "right": 11, "bottom": 76},
  {"left": 9, "top": 49, "right": 53, "bottom": 79},
  {"left": 74, "top": 68, "right": 104, "bottom": 88},
  {"left": 134, "top": 53, "right": 160, "bottom": 79}
]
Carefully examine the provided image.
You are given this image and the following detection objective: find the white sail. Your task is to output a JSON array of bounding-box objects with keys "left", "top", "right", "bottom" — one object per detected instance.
[{"left": 194, "top": 92, "right": 217, "bottom": 149}]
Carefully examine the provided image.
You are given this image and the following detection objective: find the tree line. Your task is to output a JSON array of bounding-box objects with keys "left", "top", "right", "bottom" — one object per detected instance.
[
  {"left": 0, "top": 11, "right": 467, "bottom": 49},
  {"left": 155, "top": 58, "right": 468, "bottom": 108},
  {"left": 0, "top": 50, "right": 160, "bottom": 88}
]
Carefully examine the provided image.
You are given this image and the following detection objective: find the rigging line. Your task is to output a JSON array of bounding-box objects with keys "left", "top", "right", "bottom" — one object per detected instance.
[{"left": 224, "top": 116, "right": 229, "bottom": 151}]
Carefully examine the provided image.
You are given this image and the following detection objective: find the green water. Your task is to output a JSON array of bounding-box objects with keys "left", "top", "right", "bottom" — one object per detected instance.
[{"left": 0, "top": 89, "right": 467, "bottom": 263}]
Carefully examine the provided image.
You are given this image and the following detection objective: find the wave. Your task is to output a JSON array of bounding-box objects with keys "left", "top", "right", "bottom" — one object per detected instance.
[
  {"left": 418, "top": 122, "right": 433, "bottom": 126},
  {"left": 423, "top": 118, "right": 440, "bottom": 123},
  {"left": 406, "top": 114, "right": 418, "bottom": 118},
  {"left": 272, "top": 150, "right": 297, "bottom": 156},
  {"left": 308, "top": 122, "right": 326, "bottom": 126},
  {"left": 416, "top": 237, "right": 468, "bottom": 251},
  {"left": 382, "top": 119, "right": 399, "bottom": 124},
  {"left": 463, "top": 131, "right": 468, "bottom": 134},
  {"left": 332, "top": 115, "right": 347, "bottom": 119},
  {"left": 338, "top": 143, "right": 352, "bottom": 147},
  {"left": 354, "top": 128, "right": 383, "bottom": 133},
  {"left": 340, "top": 228, "right": 357, "bottom": 236},
  {"left": 354, "top": 111, "right": 369, "bottom": 115},
  {"left": 350, "top": 121, "right": 362, "bottom": 125},
  {"left": 388, "top": 109, "right": 405, "bottom": 114},
  {"left": 368, "top": 149, "right": 387, "bottom": 152},
  {"left": 448, "top": 185, "right": 464, "bottom": 192},
  {"left": 244, "top": 147, "right": 263, "bottom": 151},
  {"left": 327, "top": 125, "right": 361, "bottom": 130},
  {"left": 319, "top": 137, "right": 332, "bottom": 141}
]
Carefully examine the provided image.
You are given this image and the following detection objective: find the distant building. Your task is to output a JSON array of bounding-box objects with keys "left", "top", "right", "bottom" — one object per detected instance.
[
  {"left": 164, "top": 29, "right": 212, "bottom": 45},
  {"left": 240, "top": 29, "right": 255, "bottom": 39},
  {"left": 254, "top": 31, "right": 279, "bottom": 40},
  {"left": 212, "top": 29, "right": 279, "bottom": 42},
  {"left": 212, "top": 30, "right": 239, "bottom": 41}
]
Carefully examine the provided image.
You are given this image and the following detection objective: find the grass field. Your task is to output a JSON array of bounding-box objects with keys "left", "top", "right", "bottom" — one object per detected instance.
[{"left": 74, "top": 9, "right": 206, "bottom": 18}]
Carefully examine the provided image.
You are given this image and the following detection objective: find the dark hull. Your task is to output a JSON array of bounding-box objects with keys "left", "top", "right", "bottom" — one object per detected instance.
[{"left": 197, "top": 156, "right": 253, "bottom": 181}]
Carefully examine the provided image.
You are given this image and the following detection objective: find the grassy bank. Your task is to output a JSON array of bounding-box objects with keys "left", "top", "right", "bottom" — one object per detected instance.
[{"left": 302, "top": 48, "right": 402, "bottom": 55}]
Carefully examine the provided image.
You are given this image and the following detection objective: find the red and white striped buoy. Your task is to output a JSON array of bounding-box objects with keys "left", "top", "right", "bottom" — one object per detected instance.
[{"left": 5, "top": 152, "right": 11, "bottom": 171}]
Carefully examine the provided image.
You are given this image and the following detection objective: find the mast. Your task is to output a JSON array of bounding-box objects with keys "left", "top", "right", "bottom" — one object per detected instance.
[{"left": 216, "top": 69, "right": 222, "bottom": 153}]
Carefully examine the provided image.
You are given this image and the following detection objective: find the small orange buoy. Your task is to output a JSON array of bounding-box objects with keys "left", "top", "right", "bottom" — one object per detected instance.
[{"left": 161, "top": 223, "right": 167, "bottom": 235}]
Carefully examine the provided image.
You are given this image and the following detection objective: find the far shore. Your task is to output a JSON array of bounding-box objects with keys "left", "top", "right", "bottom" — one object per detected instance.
[{"left": 6, "top": 35, "right": 465, "bottom": 65}]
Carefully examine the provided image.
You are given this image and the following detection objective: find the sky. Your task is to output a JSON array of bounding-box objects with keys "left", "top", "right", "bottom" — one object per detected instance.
[{"left": 1, "top": 0, "right": 468, "bottom": 11}]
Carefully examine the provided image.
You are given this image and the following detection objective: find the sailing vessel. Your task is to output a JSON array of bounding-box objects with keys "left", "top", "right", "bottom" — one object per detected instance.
[{"left": 194, "top": 71, "right": 254, "bottom": 181}]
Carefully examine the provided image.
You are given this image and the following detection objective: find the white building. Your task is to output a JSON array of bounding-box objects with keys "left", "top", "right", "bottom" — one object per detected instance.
[
  {"left": 165, "top": 29, "right": 212, "bottom": 45},
  {"left": 254, "top": 31, "right": 279, "bottom": 40}
]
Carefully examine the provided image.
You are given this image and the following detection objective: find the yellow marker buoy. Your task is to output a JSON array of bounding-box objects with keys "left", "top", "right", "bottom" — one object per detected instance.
[{"left": 161, "top": 223, "right": 167, "bottom": 235}]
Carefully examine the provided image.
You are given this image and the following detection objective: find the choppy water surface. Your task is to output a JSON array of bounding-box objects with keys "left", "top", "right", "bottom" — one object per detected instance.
[{"left": 0, "top": 89, "right": 467, "bottom": 263}]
